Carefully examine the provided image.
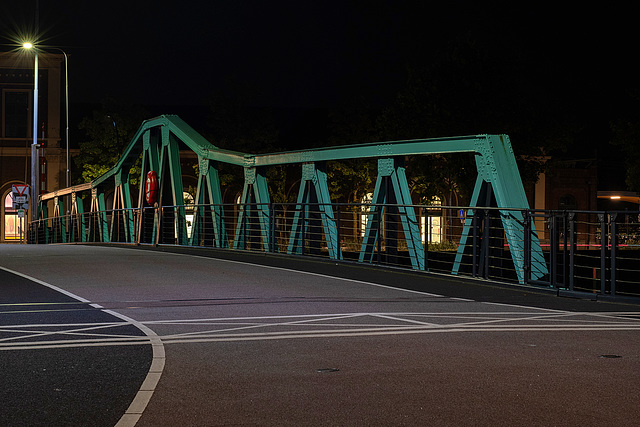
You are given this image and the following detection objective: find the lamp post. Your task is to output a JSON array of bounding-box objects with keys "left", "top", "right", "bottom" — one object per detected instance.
[
  {"left": 23, "top": 42, "right": 39, "bottom": 222},
  {"left": 49, "top": 48, "right": 70, "bottom": 212},
  {"left": 52, "top": 49, "right": 70, "bottom": 192}
]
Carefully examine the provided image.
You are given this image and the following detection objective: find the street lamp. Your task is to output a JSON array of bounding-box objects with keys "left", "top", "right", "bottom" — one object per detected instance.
[
  {"left": 50, "top": 48, "right": 70, "bottom": 193},
  {"left": 22, "top": 41, "right": 39, "bottom": 222},
  {"left": 48, "top": 48, "right": 70, "bottom": 213}
]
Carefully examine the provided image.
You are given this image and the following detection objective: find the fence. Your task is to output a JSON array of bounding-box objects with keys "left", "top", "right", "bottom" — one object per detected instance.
[{"left": 28, "top": 203, "right": 640, "bottom": 300}]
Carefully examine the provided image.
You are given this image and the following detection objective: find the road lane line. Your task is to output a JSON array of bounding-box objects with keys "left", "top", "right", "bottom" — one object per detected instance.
[{"left": 0, "top": 265, "right": 163, "bottom": 427}]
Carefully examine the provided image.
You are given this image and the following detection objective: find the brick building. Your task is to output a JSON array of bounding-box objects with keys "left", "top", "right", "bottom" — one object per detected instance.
[{"left": 0, "top": 50, "right": 67, "bottom": 242}]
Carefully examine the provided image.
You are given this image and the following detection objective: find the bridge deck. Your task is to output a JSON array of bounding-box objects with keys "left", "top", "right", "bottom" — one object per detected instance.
[{"left": 1, "top": 244, "right": 639, "bottom": 426}]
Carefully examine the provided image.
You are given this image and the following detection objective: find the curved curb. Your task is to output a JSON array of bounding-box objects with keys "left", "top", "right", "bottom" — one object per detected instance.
[
  {"left": 108, "top": 309, "right": 165, "bottom": 427},
  {"left": 0, "top": 266, "right": 165, "bottom": 427}
]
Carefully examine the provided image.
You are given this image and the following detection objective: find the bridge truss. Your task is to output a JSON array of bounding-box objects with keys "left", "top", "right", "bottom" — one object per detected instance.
[{"left": 33, "top": 115, "right": 547, "bottom": 284}]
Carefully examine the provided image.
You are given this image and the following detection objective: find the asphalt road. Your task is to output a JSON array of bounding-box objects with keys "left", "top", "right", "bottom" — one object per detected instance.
[{"left": 1, "top": 244, "right": 639, "bottom": 426}]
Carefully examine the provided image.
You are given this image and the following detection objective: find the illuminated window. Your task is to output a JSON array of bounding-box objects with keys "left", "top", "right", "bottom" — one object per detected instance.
[
  {"left": 422, "top": 196, "right": 442, "bottom": 244},
  {"left": 4, "top": 192, "right": 23, "bottom": 240}
]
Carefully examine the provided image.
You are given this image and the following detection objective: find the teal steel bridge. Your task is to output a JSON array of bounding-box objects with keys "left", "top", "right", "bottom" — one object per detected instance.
[{"left": 31, "top": 115, "right": 548, "bottom": 285}]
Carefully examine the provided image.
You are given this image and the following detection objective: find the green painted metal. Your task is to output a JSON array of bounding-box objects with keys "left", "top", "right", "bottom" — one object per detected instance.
[
  {"left": 111, "top": 169, "right": 135, "bottom": 242},
  {"left": 52, "top": 196, "right": 67, "bottom": 243},
  {"left": 359, "top": 158, "right": 424, "bottom": 270},
  {"left": 90, "top": 187, "right": 109, "bottom": 242},
  {"left": 154, "top": 126, "right": 188, "bottom": 245},
  {"left": 70, "top": 192, "right": 87, "bottom": 242},
  {"left": 39, "top": 204, "right": 49, "bottom": 243},
  {"left": 233, "top": 167, "right": 271, "bottom": 251},
  {"left": 452, "top": 135, "right": 547, "bottom": 282},
  {"left": 35, "top": 115, "right": 547, "bottom": 284},
  {"left": 287, "top": 162, "right": 341, "bottom": 259},
  {"left": 138, "top": 127, "right": 161, "bottom": 243},
  {"left": 248, "top": 136, "right": 479, "bottom": 167},
  {"left": 190, "top": 157, "right": 228, "bottom": 247}
]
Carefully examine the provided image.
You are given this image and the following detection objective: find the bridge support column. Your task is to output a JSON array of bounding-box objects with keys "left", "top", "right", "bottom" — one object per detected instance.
[
  {"left": 52, "top": 196, "right": 67, "bottom": 243},
  {"left": 234, "top": 167, "right": 271, "bottom": 251},
  {"left": 287, "top": 162, "right": 341, "bottom": 260},
  {"left": 359, "top": 157, "right": 424, "bottom": 270},
  {"left": 111, "top": 171, "right": 135, "bottom": 243},
  {"left": 90, "top": 187, "right": 109, "bottom": 242},
  {"left": 452, "top": 135, "right": 547, "bottom": 283},
  {"left": 70, "top": 192, "right": 87, "bottom": 242},
  {"left": 191, "top": 158, "right": 227, "bottom": 248}
]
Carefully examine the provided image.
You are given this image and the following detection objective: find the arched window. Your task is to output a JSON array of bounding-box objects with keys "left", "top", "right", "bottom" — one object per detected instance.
[
  {"left": 4, "top": 192, "right": 23, "bottom": 240},
  {"left": 559, "top": 194, "right": 577, "bottom": 210}
]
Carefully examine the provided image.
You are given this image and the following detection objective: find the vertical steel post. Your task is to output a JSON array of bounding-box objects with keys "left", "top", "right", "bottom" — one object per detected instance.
[
  {"left": 377, "top": 206, "right": 382, "bottom": 265},
  {"left": 568, "top": 212, "right": 576, "bottom": 291},
  {"left": 523, "top": 210, "right": 531, "bottom": 284},
  {"left": 610, "top": 213, "right": 617, "bottom": 296},
  {"left": 562, "top": 213, "right": 568, "bottom": 287},
  {"left": 472, "top": 209, "right": 478, "bottom": 278},
  {"left": 269, "top": 201, "right": 274, "bottom": 253},
  {"left": 301, "top": 201, "right": 306, "bottom": 255},
  {"left": 599, "top": 213, "right": 607, "bottom": 295},
  {"left": 483, "top": 209, "right": 489, "bottom": 279},
  {"left": 30, "top": 52, "right": 39, "bottom": 222},
  {"left": 423, "top": 209, "right": 429, "bottom": 272},
  {"left": 336, "top": 206, "right": 341, "bottom": 258},
  {"left": 550, "top": 215, "right": 558, "bottom": 288}
]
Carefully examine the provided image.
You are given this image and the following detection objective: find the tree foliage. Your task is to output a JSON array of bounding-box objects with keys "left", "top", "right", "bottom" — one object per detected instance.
[
  {"left": 611, "top": 118, "right": 640, "bottom": 192},
  {"left": 73, "top": 98, "right": 149, "bottom": 185}
]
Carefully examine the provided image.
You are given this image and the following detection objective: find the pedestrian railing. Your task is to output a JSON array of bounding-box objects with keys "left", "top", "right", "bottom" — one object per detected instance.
[{"left": 28, "top": 203, "right": 640, "bottom": 300}]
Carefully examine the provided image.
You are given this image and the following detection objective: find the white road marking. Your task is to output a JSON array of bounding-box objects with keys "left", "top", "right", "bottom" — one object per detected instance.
[
  {"left": 0, "top": 266, "right": 165, "bottom": 427},
  {"left": 4, "top": 311, "right": 640, "bottom": 351},
  {"left": 3, "top": 250, "right": 640, "bottom": 425}
]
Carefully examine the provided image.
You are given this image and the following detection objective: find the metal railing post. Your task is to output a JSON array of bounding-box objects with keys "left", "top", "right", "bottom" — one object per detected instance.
[
  {"left": 336, "top": 206, "right": 342, "bottom": 259},
  {"left": 562, "top": 212, "right": 568, "bottom": 287},
  {"left": 301, "top": 201, "right": 306, "bottom": 255},
  {"left": 550, "top": 214, "right": 559, "bottom": 288},
  {"left": 598, "top": 213, "right": 607, "bottom": 295},
  {"left": 610, "top": 213, "right": 617, "bottom": 296},
  {"left": 483, "top": 209, "right": 490, "bottom": 280},
  {"left": 423, "top": 209, "right": 429, "bottom": 272},
  {"left": 568, "top": 212, "right": 576, "bottom": 291},
  {"left": 377, "top": 206, "right": 382, "bottom": 265},
  {"left": 155, "top": 205, "right": 163, "bottom": 246},
  {"left": 523, "top": 209, "right": 531, "bottom": 284},
  {"left": 472, "top": 209, "right": 478, "bottom": 278}
]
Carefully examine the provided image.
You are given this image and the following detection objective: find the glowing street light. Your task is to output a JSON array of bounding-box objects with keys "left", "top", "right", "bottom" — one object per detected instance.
[
  {"left": 48, "top": 47, "right": 70, "bottom": 202},
  {"left": 22, "top": 41, "right": 39, "bottom": 222}
]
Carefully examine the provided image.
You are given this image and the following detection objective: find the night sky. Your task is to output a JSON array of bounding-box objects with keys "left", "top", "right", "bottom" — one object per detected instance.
[{"left": 1, "top": 1, "right": 638, "bottom": 135}]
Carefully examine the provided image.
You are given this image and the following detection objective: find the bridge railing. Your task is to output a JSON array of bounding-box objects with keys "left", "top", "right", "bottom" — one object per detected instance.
[{"left": 27, "top": 203, "right": 640, "bottom": 300}]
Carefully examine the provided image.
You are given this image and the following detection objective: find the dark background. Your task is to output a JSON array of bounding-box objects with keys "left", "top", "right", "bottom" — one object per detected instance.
[
  {"left": 1, "top": 1, "right": 638, "bottom": 191},
  {"left": 3, "top": 2, "right": 635, "bottom": 110}
]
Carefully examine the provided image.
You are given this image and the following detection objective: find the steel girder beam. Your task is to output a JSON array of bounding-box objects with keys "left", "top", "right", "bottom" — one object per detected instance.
[
  {"left": 246, "top": 136, "right": 479, "bottom": 167},
  {"left": 287, "top": 162, "right": 341, "bottom": 260},
  {"left": 137, "top": 128, "right": 161, "bottom": 244},
  {"left": 52, "top": 196, "right": 66, "bottom": 243},
  {"left": 111, "top": 169, "right": 136, "bottom": 243},
  {"left": 233, "top": 167, "right": 271, "bottom": 251},
  {"left": 35, "top": 115, "right": 546, "bottom": 285},
  {"left": 70, "top": 192, "right": 87, "bottom": 242},
  {"left": 190, "top": 157, "right": 228, "bottom": 247},
  {"left": 89, "top": 187, "right": 109, "bottom": 242},
  {"left": 359, "top": 158, "right": 424, "bottom": 270},
  {"left": 38, "top": 204, "right": 49, "bottom": 243},
  {"left": 451, "top": 135, "right": 547, "bottom": 283},
  {"left": 157, "top": 126, "right": 187, "bottom": 245}
]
